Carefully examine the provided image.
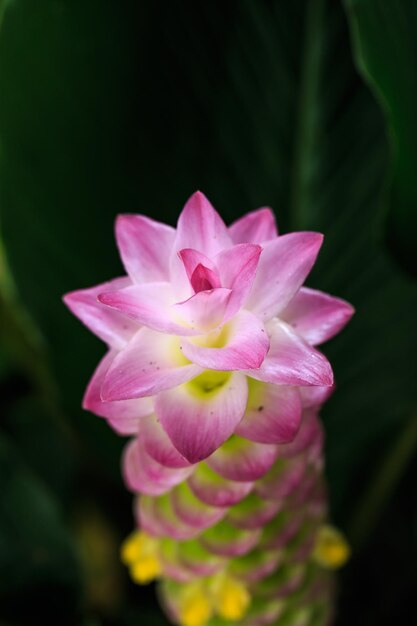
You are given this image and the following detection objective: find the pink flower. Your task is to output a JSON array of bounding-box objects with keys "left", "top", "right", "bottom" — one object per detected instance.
[{"left": 63, "top": 192, "right": 353, "bottom": 465}]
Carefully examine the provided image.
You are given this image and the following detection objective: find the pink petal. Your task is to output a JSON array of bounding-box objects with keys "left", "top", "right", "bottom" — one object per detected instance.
[
  {"left": 227, "top": 493, "right": 282, "bottom": 530},
  {"left": 175, "top": 191, "right": 232, "bottom": 257},
  {"left": 137, "top": 494, "right": 201, "bottom": 541},
  {"left": 174, "top": 288, "right": 233, "bottom": 331},
  {"left": 206, "top": 436, "right": 278, "bottom": 482},
  {"left": 214, "top": 243, "right": 262, "bottom": 320},
  {"left": 276, "top": 411, "right": 323, "bottom": 459},
  {"left": 246, "top": 232, "right": 323, "bottom": 320},
  {"left": 190, "top": 264, "right": 221, "bottom": 292},
  {"left": 122, "top": 439, "right": 193, "bottom": 496},
  {"left": 181, "top": 310, "right": 270, "bottom": 371},
  {"left": 255, "top": 454, "right": 307, "bottom": 500},
  {"left": 200, "top": 521, "right": 261, "bottom": 557},
  {"left": 139, "top": 414, "right": 190, "bottom": 469},
  {"left": 101, "top": 327, "right": 202, "bottom": 401},
  {"left": 170, "top": 483, "right": 226, "bottom": 530},
  {"left": 82, "top": 350, "right": 153, "bottom": 433},
  {"left": 188, "top": 463, "right": 253, "bottom": 507},
  {"left": 98, "top": 282, "right": 197, "bottom": 335},
  {"left": 229, "top": 207, "right": 278, "bottom": 244},
  {"left": 299, "top": 384, "right": 335, "bottom": 408},
  {"left": 280, "top": 287, "right": 354, "bottom": 345},
  {"left": 63, "top": 277, "right": 137, "bottom": 349},
  {"left": 155, "top": 372, "right": 248, "bottom": 463},
  {"left": 178, "top": 248, "right": 218, "bottom": 282},
  {"left": 236, "top": 381, "right": 302, "bottom": 444},
  {"left": 115, "top": 214, "right": 175, "bottom": 283},
  {"left": 249, "top": 319, "right": 333, "bottom": 387}
]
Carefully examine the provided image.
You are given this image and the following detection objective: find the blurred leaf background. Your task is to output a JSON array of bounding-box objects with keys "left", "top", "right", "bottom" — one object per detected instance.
[{"left": 0, "top": 0, "right": 416, "bottom": 625}]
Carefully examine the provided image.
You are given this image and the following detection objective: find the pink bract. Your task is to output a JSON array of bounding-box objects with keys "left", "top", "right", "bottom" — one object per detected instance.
[{"left": 63, "top": 191, "right": 354, "bottom": 466}]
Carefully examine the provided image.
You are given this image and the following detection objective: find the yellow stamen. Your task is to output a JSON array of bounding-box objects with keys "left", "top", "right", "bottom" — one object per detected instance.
[
  {"left": 120, "top": 530, "right": 161, "bottom": 584},
  {"left": 211, "top": 575, "right": 251, "bottom": 621},
  {"left": 313, "top": 524, "right": 351, "bottom": 569},
  {"left": 179, "top": 583, "right": 212, "bottom": 626}
]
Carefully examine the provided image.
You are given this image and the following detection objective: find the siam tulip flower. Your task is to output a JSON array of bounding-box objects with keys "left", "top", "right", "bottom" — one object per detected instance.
[{"left": 64, "top": 191, "right": 354, "bottom": 626}]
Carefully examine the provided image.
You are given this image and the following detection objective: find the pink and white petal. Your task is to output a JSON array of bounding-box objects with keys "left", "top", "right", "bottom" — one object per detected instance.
[
  {"left": 175, "top": 191, "right": 232, "bottom": 257},
  {"left": 178, "top": 248, "right": 219, "bottom": 284},
  {"left": 280, "top": 287, "right": 354, "bottom": 345},
  {"left": 229, "top": 207, "right": 278, "bottom": 244},
  {"left": 98, "top": 282, "right": 197, "bottom": 335},
  {"left": 123, "top": 439, "right": 193, "bottom": 497},
  {"left": 227, "top": 493, "right": 282, "bottom": 531},
  {"left": 206, "top": 436, "right": 278, "bottom": 482},
  {"left": 255, "top": 454, "right": 308, "bottom": 501},
  {"left": 101, "top": 327, "right": 202, "bottom": 401},
  {"left": 181, "top": 310, "right": 269, "bottom": 371},
  {"left": 155, "top": 372, "right": 248, "bottom": 463},
  {"left": 174, "top": 288, "right": 233, "bottom": 331},
  {"left": 188, "top": 463, "right": 253, "bottom": 508},
  {"left": 170, "top": 483, "right": 226, "bottom": 530},
  {"left": 249, "top": 320, "right": 333, "bottom": 387},
  {"left": 115, "top": 214, "right": 175, "bottom": 283},
  {"left": 199, "top": 520, "right": 261, "bottom": 557},
  {"left": 214, "top": 244, "right": 262, "bottom": 320},
  {"left": 299, "top": 384, "right": 335, "bottom": 408},
  {"left": 137, "top": 494, "right": 201, "bottom": 541},
  {"left": 139, "top": 414, "right": 190, "bottom": 469},
  {"left": 63, "top": 277, "right": 137, "bottom": 349},
  {"left": 275, "top": 411, "right": 323, "bottom": 459},
  {"left": 236, "top": 381, "right": 302, "bottom": 445},
  {"left": 246, "top": 232, "right": 324, "bottom": 320},
  {"left": 82, "top": 350, "right": 153, "bottom": 433}
]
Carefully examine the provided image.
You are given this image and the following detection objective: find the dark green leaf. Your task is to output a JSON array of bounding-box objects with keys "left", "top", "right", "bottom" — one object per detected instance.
[{"left": 345, "top": 0, "right": 417, "bottom": 276}]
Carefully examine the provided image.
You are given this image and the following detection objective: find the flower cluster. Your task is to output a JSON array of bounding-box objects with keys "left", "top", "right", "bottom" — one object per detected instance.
[{"left": 64, "top": 192, "right": 353, "bottom": 626}]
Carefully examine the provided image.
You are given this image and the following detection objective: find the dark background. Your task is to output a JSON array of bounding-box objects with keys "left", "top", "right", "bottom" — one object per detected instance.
[{"left": 0, "top": 1, "right": 416, "bottom": 625}]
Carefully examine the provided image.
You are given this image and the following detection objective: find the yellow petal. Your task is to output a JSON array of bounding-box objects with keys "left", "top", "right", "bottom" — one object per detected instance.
[
  {"left": 212, "top": 575, "right": 251, "bottom": 621},
  {"left": 313, "top": 524, "right": 351, "bottom": 569},
  {"left": 179, "top": 584, "right": 212, "bottom": 626}
]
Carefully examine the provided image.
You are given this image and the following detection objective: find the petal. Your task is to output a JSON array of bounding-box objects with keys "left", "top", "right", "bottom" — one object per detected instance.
[
  {"left": 246, "top": 232, "right": 323, "bottom": 319},
  {"left": 175, "top": 191, "right": 232, "bottom": 257},
  {"left": 235, "top": 380, "right": 302, "bottom": 444},
  {"left": 83, "top": 350, "right": 153, "bottom": 433},
  {"left": 115, "top": 214, "right": 175, "bottom": 283},
  {"left": 227, "top": 493, "right": 282, "bottom": 530},
  {"left": 137, "top": 494, "right": 201, "bottom": 541},
  {"left": 178, "top": 540, "right": 226, "bottom": 577},
  {"left": 98, "top": 282, "right": 197, "bottom": 335},
  {"left": 170, "top": 483, "right": 226, "bottom": 530},
  {"left": 280, "top": 287, "right": 354, "bottom": 345},
  {"left": 249, "top": 320, "right": 333, "bottom": 387},
  {"left": 156, "top": 372, "right": 248, "bottom": 463},
  {"left": 63, "top": 277, "right": 137, "bottom": 349},
  {"left": 255, "top": 455, "right": 307, "bottom": 500},
  {"left": 188, "top": 463, "right": 253, "bottom": 507},
  {"left": 199, "top": 519, "right": 261, "bottom": 557},
  {"left": 275, "top": 411, "right": 323, "bottom": 459},
  {"left": 229, "top": 207, "right": 278, "bottom": 244},
  {"left": 178, "top": 248, "right": 220, "bottom": 288},
  {"left": 174, "top": 288, "right": 233, "bottom": 331},
  {"left": 123, "top": 439, "right": 193, "bottom": 496},
  {"left": 181, "top": 310, "right": 270, "bottom": 371},
  {"left": 206, "top": 436, "right": 278, "bottom": 482},
  {"left": 214, "top": 243, "right": 262, "bottom": 320},
  {"left": 299, "top": 384, "right": 335, "bottom": 408},
  {"left": 139, "top": 414, "right": 190, "bottom": 469},
  {"left": 101, "top": 328, "right": 202, "bottom": 401}
]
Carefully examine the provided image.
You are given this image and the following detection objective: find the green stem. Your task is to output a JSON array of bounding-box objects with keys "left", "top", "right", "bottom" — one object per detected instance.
[{"left": 348, "top": 412, "right": 417, "bottom": 550}]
